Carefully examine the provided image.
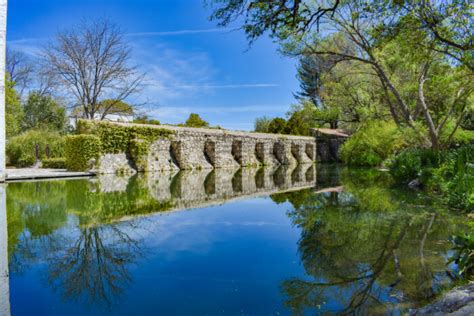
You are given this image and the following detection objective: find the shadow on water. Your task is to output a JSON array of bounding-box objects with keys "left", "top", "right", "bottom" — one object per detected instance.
[{"left": 3, "top": 164, "right": 469, "bottom": 314}]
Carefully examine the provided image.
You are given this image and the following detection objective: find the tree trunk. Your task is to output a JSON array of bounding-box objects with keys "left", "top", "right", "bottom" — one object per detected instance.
[
  {"left": 418, "top": 64, "right": 439, "bottom": 149},
  {"left": 374, "top": 64, "right": 414, "bottom": 126},
  {"left": 0, "top": 0, "right": 7, "bottom": 181}
]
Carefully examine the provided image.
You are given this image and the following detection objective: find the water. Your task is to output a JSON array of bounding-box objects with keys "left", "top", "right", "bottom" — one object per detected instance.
[{"left": 1, "top": 164, "right": 469, "bottom": 315}]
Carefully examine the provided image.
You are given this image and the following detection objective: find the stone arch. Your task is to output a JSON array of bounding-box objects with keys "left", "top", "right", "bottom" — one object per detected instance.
[
  {"left": 273, "top": 142, "right": 285, "bottom": 164},
  {"left": 305, "top": 165, "right": 315, "bottom": 182},
  {"left": 231, "top": 140, "right": 243, "bottom": 165},
  {"left": 291, "top": 143, "right": 302, "bottom": 162},
  {"left": 255, "top": 142, "right": 265, "bottom": 163},
  {"left": 305, "top": 143, "right": 315, "bottom": 161},
  {"left": 204, "top": 140, "right": 216, "bottom": 166},
  {"left": 170, "top": 141, "right": 183, "bottom": 169}
]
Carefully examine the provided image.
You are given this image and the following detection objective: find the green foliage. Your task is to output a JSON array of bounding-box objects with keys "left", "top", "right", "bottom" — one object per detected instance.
[
  {"left": 389, "top": 149, "right": 442, "bottom": 183},
  {"left": 76, "top": 120, "right": 174, "bottom": 154},
  {"left": 133, "top": 115, "right": 160, "bottom": 125},
  {"left": 184, "top": 113, "right": 209, "bottom": 128},
  {"left": 340, "top": 121, "right": 405, "bottom": 166},
  {"left": 268, "top": 117, "right": 287, "bottom": 134},
  {"left": 431, "top": 145, "right": 474, "bottom": 211},
  {"left": 129, "top": 138, "right": 149, "bottom": 172},
  {"left": 65, "top": 135, "right": 101, "bottom": 171},
  {"left": 449, "top": 230, "right": 474, "bottom": 280},
  {"left": 390, "top": 145, "right": 473, "bottom": 211},
  {"left": 98, "top": 99, "right": 133, "bottom": 115},
  {"left": 6, "top": 77, "right": 23, "bottom": 138},
  {"left": 254, "top": 116, "right": 272, "bottom": 133},
  {"left": 23, "top": 91, "right": 67, "bottom": 131},
  {"left": 6, "top": 130, "right": 65, "bottom": 167},
  {"left": 42, "top": 158, "right": 67, "bottom": 169}
]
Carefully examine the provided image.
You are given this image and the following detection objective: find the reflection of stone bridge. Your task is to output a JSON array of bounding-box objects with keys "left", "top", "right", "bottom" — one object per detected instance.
[
  {"left": 98, "top": 164, "right": 316, "bottom": 213},
  {"left": 99, "top": 123, "right": 317, "bottom": 173}
]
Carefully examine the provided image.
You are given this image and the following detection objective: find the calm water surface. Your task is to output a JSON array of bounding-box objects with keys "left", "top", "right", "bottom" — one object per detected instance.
[{"left": 2, "top": 165, "right": 468, "bottom": 315}]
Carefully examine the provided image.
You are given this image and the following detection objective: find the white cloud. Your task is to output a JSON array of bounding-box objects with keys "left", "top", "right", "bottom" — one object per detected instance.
[
  {"left": 126, "top": 28, "right": 230, "bottom": 37},
  {"left": 7, "top": 38, "right": 47, "bottom": 57},
  {"left": 172, "top": 83, "right": 279, "bottom": 89}
]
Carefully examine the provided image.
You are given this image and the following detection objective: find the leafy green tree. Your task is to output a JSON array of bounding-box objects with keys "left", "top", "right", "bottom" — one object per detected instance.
[
  {"left": 294, "top": 55, "right": 325, "bottom": 105},
  {"left": 184, "top": 113, "right": 209, "bottom": 128},
  {"left": 133, "top": 114, "right": 160, "bottom": 125},
  {"left": 210, "top": 0, "right": 474, "bottom": 149},
  {"left": 5, "top": 77, "right": 23, "bottom": 138},
  {"left": 254, "top": 116, "right": 272, "bottom": 133},
  {"left": 267, "top": 117, "right": 286, "bottom": 134},
  {"left": 23, "top": 91, "right": 66, "bottom": 131}
]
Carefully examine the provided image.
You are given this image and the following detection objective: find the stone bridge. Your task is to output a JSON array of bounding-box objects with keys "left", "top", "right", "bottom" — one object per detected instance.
[{"left": 99, "top": 123, "right": 318, "bottom": 174}]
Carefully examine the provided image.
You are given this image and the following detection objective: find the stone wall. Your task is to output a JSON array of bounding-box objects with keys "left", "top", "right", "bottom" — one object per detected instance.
[
  {"left": 97, "top": 122, "right": 318, "bottom": 174},
  {"left": 316, "top": 137, "right": 346, "bottom": 163}
]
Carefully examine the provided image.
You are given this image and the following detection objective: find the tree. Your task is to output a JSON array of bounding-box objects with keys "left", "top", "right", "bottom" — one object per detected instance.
[
  {"left": 23, "top": 92, "right": 67, "bottom": 131},
  {"left": 267, "top": 117, "right": 287, "bottom": 134},
  {"left": 209, "top": 0, "right": 341, "bottom": 43},
  {"left": 43, "top": 18, "right": 144, "bottom": 120},
  {"left": 210, "top": 0, "right": 474, "bottom": 149},
  {"left": 133, "top": 114, "right": 160, "bottom": 125},
  {"left": 254, "top": 116, "right": 272, "bottom": 133},
  {"left": 5, "top": 78, "right": 23, "bottom": 138},
  {"left": 294, "top": 55, "right": 326, "bottom": 105},
  {"left": 6, "top": 49, "right": 33, "bottom": 96},
  {"left": 184, "top": 113, "right": 209, "bottom": 128}
]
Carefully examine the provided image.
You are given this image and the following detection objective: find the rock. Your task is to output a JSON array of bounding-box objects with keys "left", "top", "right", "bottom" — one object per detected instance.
[
  {"left": 410, "top": 283, "right": 474, "bottom": 315},
  {"left": 408, "top": 179, "right": 422, "bottom": 189}
]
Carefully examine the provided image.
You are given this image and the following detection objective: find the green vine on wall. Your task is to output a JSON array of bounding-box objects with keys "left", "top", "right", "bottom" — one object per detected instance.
[{"left": 72, "top": 120, "right": 175, "bottom": 172}]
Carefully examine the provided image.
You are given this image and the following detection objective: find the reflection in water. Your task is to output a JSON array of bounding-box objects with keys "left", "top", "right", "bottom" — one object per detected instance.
[
  {"left": 6, "top": 165, "right": 316, "bottom": 311},
  {"left": 0, "top": 184, "right": 11, "bottom": 316},
  {"left": 4, "top": 165, "right": 469, "bottom": 314},
  {"left": 47, "top": 224, "right": 142, "bottom": 307},
  {"left": 272, "top": 167, "right": 464, "bottom": 314}
]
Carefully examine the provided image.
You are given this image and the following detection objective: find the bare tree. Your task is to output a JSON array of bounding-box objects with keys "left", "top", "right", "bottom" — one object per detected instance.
[
  {"left": 43, "top": 18, "right": 144, "bottom": 119},
  {"left": 6, "top": 48, "right": 33, "bottom": 96}
]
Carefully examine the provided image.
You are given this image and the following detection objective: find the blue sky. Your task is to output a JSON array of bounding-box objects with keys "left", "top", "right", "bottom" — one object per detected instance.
[{"left": 7, "top": 0, "right": 299, "bottom": 130}]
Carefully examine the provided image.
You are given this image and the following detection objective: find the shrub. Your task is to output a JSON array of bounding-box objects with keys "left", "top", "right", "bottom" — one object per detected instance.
[
  {"left": 17, "top": 155, "right": 36, "bottom": 168},
  {"left": 389, "top": 149, "right": 442, "bottom": 183},
  {"left": 390, "top": 145, "right": 473, "bottom": 211},
  {"left": 42, "top": 157, "right": 67, "bottom": 169},
  {"left": 184, "top": 113, "right": 209, "bottom": 128},
  {"left": 340, "top": 121, "right": 407, "bottom": 166},
  {"left": 6, "top": 130, "right": 65, "bottom": 167},
  {"left": 431, "top": 145, "right": 474, "bottom": 211},
  {"left": 65, "top": 135, "right": 101, "bottom": 171},
  {"left": 76, "top": 120, "right": 173, "bottom": 154},
  {"left": 129, "top": 138, "right": 149, "bottom": 172},
  {"left": 449, "top": 229, "right": 474, "bottom": 279}
]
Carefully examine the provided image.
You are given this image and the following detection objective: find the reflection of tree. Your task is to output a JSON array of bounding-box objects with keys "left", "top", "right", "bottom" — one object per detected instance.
[
  {"left": 48, "top": 224, "right": 142, "bottom": 308},
  {"left": 275, "top": 168, "right": 466, "bottom": 314},
  {"left": 7, "top": 177, "right": 153, "bottom": 308}
]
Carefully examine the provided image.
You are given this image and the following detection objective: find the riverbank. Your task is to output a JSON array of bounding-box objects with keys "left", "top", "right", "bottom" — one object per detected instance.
[{"left": 410, "top": 283, "right": 474, "bottom": 315}]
